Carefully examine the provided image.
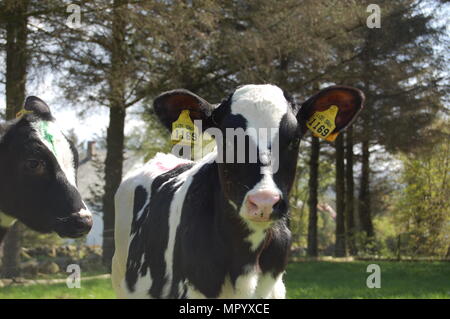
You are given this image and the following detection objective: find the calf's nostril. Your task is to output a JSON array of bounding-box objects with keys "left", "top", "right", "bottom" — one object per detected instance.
[
  {"left": 82, "top": 216, "right": 93, "bottom": 228},
  {"left": 68, "top": 212, "right": 93, "bottom": 232},
  {"left": 247, "top": 198, "right": 259, "bottom": 211},
  {"left": 247, "top": 191, "right": 281, "bottom": 210}
]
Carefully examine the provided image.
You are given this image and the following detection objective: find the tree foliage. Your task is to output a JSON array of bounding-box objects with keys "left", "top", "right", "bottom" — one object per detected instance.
[{"left": 393, "top": 122, "right": 450, "bottom": 257}]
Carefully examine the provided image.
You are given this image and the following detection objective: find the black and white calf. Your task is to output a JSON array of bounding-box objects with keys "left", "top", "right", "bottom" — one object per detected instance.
[
  {"left": 112, "top": 84, "right": 363, "bottom": 298},
  {"left": 0, "top": 97, "right": 92, "bottom": 243}
]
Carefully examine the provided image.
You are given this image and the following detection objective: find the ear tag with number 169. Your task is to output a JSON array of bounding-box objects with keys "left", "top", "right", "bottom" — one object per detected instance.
[
  {"left": 171, "top": 110, "right": 198, "bottom": 146},
  {"left": 306, "top": 105, "right": 339, "bottom": 142}
]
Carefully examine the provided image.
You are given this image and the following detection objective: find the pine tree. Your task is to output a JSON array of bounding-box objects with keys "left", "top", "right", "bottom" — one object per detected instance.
[
  {"left": 334, "top": 134, "right": 347, "bottom": 257},
  {"left": 323, "top": 0, "right": 447, "bottom": 253},
  {"left": 0, "top": 0, "right": 29, "bottom": 278},
  {"left": 345, "top": 128, "right": 357, "bottom": 255},
  {"left": 307, "top": 136, "right": 320, "bottom": 257}
]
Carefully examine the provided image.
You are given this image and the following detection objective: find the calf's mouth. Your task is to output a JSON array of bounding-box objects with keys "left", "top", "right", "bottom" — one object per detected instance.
[{"left": 53, "top": 210, "right": 93, "bottom": 238}]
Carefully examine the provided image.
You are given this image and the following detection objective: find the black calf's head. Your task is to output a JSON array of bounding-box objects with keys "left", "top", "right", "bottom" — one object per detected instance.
[
  {"left": 154, "top": 84, "right": 363, "bottom": 226},
  {"left": 0, "top": 97, "right": 92, "bottom": 238}
]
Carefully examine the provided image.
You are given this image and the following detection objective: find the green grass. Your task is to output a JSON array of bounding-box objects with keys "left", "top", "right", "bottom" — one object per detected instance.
[
  {"left": 0, "top": 278, "right": 114, "bottom": 299},
  {"left": 21, "top": 270, "right": 109, "bottom": 281},
  {"left": 0, "top": 261, "right": 448, "bottom": 299},
  {"left": 285, "top": 261, "right": 450, "bottom": 299}
]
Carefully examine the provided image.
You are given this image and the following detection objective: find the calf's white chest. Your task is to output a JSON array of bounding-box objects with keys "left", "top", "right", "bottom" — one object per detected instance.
[{"left": 186, "top": 268, "right": 285, "bottom": 299}]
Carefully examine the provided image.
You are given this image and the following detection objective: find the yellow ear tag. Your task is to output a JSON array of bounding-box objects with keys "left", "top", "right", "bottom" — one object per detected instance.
[
  {"left": 16, "top": 109, "right": 33, "bottom": 118},
  {"left": 306, "top": 105, "right": 339, "bottom": 142},
  {"left": 171, "top": 110, "right": 199, "bottom": 146}
]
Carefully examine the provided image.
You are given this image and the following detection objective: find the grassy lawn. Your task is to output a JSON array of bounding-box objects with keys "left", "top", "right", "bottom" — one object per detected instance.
[
  {"left": 286, "top": 261, "right": 450, "bottom": 299},
  {"left": 0, "top": 277, "right": 114, "bottom": 299},
  {"left": 0, "top": 261, "right": 448, "bottom": 299}
]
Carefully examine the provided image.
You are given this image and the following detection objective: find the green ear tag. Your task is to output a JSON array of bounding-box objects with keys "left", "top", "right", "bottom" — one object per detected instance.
[
  {"left": 306, "top": 105, "right": 339, "bottom": 142},
  {"left": 171, "top": 110, "right": 198, "bottom": 146}
]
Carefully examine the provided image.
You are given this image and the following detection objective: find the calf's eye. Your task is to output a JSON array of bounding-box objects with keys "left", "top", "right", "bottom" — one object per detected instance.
[{"left": 25, "top": 159, "right": 45, "bottom": 173}]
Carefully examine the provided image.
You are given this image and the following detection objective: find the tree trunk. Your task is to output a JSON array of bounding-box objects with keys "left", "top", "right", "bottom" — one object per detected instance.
[
  {"left": 345, "top": 128, "right": 357, "bottom": 255},
  {"left": 102, "top": 0, "right": 128, "bottom": 269},
  {"left": 307, "top": 136, "right": 320, "bottom": 257},
  {"left": 357, "top": 139, "right": 375, "bottom": 248},
  {"left": 5, "top": 0, "right": 28, "bottom": 119},
  {"left": 1, "top": 0, "right": 29, "bottom": 278},
  {"left": 335, "top": 134, "right": 347, "bottom": 257},
  {"left": 102, "top": 107, "right": 125, "bottom": 268}
]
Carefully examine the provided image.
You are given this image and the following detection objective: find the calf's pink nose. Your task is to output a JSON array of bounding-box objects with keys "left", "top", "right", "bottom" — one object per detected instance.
[{"left": 247, "top": 190, "right": 280, "bottom": 211}]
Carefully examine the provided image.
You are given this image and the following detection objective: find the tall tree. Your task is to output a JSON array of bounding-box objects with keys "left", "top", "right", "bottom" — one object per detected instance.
[
  {"left": 357, "top": 138, "right": 374, "bottom": 244},
  {"left": 4, "top": 0, "right": 28, "bottom": 119},
  {"left": 345, "top": 128, "right": 357, "bottom": 255},
  {"left": 0, "top": 0, "right": 29, "bottom": 277},
  {"left": 307, "top": 136, "right": 320, "bottom": 257},
  {"left": 101, "top": 0, "right": 128, "bottom": 268},
  {"left": 334, "top": 134, "right": 346, "bottom": 257}
]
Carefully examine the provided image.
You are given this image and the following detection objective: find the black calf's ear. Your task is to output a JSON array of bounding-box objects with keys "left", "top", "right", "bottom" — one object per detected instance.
[
  {"left": 22, "top": 96, "right": 52, "bottom": 120},
  {"left": 297, "top": 86, "right": 364, "bottom": 141},
  {"left": 153, "top": 89, "right": 215, "bottom": 131}
]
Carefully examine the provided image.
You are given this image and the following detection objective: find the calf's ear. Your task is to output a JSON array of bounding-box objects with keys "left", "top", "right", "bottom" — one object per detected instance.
[
  {"left": 22, "top": 96, "right": 53, "bottom": 120},
  {"left": 153, "top": 89, "right": 215, "bottom": 131},
  {"left": 296, "top": 86, "right": 364, "bottom": 139}
]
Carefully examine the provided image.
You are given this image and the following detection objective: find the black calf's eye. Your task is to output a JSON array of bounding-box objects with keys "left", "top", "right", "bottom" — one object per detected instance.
[{"left": 24, "top": 159, "right": 45, "bottom": 173}]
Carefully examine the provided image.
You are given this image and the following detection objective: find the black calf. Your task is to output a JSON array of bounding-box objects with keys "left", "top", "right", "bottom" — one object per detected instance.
[{"left": 0, "top": 97, "right": 92, "bottom": 243}]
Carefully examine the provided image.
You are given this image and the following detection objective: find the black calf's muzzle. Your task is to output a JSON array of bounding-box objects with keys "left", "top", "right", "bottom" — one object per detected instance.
[{"left": 54, "top": 210, "right": 93, "bottom": 238}]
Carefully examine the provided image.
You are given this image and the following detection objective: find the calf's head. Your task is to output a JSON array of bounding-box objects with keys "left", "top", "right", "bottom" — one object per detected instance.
[
  {"left": 154, "top": 84, "right": 363, "bottom": 225},
  {"left": 0, "top": 97, "right": 92, "bottom": 238}
]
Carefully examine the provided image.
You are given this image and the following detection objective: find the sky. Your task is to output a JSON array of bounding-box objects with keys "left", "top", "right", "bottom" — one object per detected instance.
[{"left": 0, "top": 73, "right": 144, "bottom": 145}]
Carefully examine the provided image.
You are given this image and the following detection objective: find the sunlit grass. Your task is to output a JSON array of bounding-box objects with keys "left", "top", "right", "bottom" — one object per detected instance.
[
  {"left": 285, "top": 261, "right": 450, "bottom": 299},
  {"left": 0, "top": 277, "right": 114, "bottom": 299},
  {"left": 1, "top": 261, "right": 449, "bottom": 299}
]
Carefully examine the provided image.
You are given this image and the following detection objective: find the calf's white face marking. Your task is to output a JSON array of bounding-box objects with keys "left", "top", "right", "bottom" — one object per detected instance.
[
  {"left": 77, "top": 208, "right": 91, "bottom": 218},
  {"left": 31, "top": 120, "right": 92, "bottom": 226},
  {"left": 230, "top": 85, "right": 287, "bottom": 230},
  {"left": 32, "top": 120, "right": 77, "bottom": 187},
  {"left": 231, "top": 84, "right": 288, "bottom": 142},
  {"left": 231, "top": 84, "right": 287, "bottom": 162}
]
